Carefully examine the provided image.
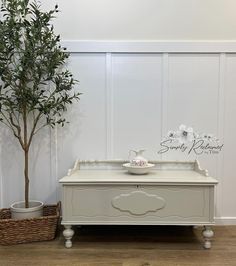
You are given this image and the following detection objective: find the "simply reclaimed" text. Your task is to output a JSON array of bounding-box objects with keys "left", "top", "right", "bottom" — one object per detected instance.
[{"left": 158, "top": 139, "right": 224, "bottom": 155}]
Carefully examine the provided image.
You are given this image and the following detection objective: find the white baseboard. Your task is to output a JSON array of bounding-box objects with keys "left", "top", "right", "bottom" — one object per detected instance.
[{"left": 215, "top": 217, "right": 236, "bottom": 225}]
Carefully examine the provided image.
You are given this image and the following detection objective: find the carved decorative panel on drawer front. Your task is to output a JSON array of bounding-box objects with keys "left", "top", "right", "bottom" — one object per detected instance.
[
  {"left": 111, "top": 190, "right": 166, "bottom": 215},
  {"left": 63, "top": 185, "right": 210, "bottom": 223}
]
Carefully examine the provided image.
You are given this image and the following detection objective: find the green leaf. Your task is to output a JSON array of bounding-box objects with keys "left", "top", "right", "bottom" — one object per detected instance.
[{"left": 0, "top": 0, "right": 81, "bottom": 143}]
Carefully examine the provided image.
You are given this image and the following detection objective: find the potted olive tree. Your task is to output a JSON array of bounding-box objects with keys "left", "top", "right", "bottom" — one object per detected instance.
[{"left": 0, "top": 0, "right": 80, "bottom": 219}]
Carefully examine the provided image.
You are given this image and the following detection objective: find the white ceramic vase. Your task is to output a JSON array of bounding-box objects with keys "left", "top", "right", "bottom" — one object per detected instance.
[{"left": 10, "top": 200, "right": 44, "bottom": 219}]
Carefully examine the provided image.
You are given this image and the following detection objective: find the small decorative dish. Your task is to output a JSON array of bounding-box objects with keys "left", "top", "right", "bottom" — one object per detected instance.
[{"left": 123, "top": 163, "right": 155, "bottom": 175}]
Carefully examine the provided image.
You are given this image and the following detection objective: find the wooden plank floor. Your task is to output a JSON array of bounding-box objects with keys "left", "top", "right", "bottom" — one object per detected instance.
[{"left": 0, "top": 225, "right": 236, "bottom": 266}]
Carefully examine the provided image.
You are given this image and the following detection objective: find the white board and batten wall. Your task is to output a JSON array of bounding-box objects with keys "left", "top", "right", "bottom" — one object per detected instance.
[
  {"left": 0, "top": 41, "right": 236, "bottom": 225},
  {"left": 1, "top": 0, "right": 236, "bottom": 224}
]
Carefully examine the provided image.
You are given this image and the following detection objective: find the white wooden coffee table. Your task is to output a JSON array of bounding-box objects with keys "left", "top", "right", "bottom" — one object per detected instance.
[{"left": 59, "top": 160, "right": 218, "bottom": 248}]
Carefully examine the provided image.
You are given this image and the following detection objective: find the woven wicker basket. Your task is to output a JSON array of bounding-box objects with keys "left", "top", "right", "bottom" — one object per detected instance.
[{"left": 0, "top": 202, "right": 61, "bottom": 245}]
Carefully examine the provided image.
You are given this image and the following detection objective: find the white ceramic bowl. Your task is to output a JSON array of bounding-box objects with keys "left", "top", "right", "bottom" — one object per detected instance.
[{"left": 123, "top": 163, "right": 155, "bottom": 175}]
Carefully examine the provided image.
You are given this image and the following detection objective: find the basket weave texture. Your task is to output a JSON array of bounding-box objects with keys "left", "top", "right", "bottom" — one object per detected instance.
[{"left": 0, "top": 202, "right": 60, "bottom": 245}]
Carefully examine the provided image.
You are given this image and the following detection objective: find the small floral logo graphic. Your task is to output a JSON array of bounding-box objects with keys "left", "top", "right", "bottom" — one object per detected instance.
[{"left": 158, "top": 124, "right": 223, "bottom": 155}]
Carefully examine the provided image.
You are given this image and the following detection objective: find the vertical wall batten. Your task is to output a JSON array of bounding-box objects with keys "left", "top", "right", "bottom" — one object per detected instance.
[
  {"left": 161, "top": 53, "right": 169, "bottom": 160},
  {"left": 105, "top": 53, "right": 114, "bottom": 158},
  {"left": 50, "top": 125, "right": 58, "bottom": 203}
]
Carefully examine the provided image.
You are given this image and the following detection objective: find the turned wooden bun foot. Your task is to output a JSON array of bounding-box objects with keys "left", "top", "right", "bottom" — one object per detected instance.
[
  {"left": 63, "top": 225, "right": 74, "bottom": 248},
  {"left": 202, "top": 226, "right": 214, "bottom": 249}
]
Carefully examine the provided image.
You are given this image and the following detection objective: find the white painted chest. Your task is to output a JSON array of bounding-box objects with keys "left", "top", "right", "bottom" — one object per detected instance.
[{"left": 59, "top": 160, "right": 218, "bottom": 248}]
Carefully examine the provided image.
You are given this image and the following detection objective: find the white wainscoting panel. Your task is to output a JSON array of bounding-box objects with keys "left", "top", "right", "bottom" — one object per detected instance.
[
  {"left": 1, "top": 41, "right": 236, "bottom": 224},
  {"left": 164, "top": 54, "right": 220, "bottom": 173},
  {"left": 163, "top": 54, "right": 222, "bottom": 218},
  {"left": 166, "top": 54, "right": 219, "bottom": 137},
  {"left": 56, "top": 53, "right": 107, "bottom": 179},
  {"left": 1, "top": 128, "right": 24, "bottom": 207},
  {"left": 221, "top": 54, "right": 236, "bottom": 217},
  {"left": 112, "top": 54, "right": 163, "bottom": 159},
  {"left": 29, "top": 128, "right": 54, "bottom": 203},
  {"left": 0, "top": 126, "right": 54, "bottom": 207}
]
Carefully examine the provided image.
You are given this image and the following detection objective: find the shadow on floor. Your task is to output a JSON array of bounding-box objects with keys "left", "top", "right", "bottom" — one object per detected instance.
[{"left": 68, "top": 225, "right": 201, "bottom": 244}]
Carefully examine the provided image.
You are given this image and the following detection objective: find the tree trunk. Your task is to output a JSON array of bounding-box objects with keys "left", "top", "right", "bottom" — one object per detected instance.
[
  {"left": 23, "top": 105, "right": 29, "bottom": 208},
  {"left": 24, "top": 148, "right": 29, "bottom": 208}
]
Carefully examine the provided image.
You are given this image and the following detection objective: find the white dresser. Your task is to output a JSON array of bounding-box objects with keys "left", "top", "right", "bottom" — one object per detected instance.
[{"left": 59, "top": 160, "right": 218, "bottom": 248}]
